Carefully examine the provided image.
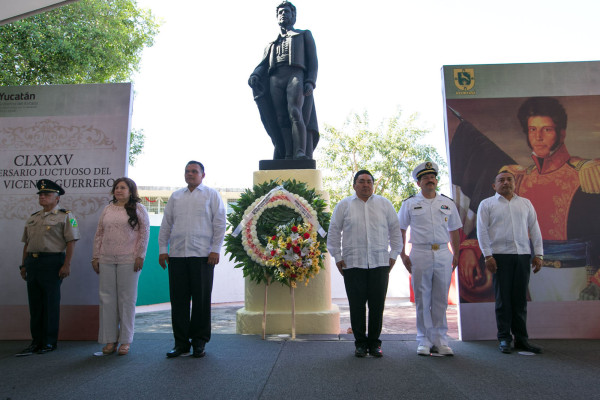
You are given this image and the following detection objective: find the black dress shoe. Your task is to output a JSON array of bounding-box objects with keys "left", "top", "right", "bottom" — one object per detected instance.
[
  {"left": 369, "top": 346, "right": 383, "bottom": 358},
  {"left": 16, "top": 343, "right": 40, "bottom": 357},
  {"left": 514, "top": 340, "right": 543, "bottom": 354},
  {"left": 166, "top": 347, "right": 189, "bottom": 358},
  {"left": 499, "top": 340, "right": 512, "bottom": 354},
  {"left": 192, "top": 345, "right": 206, "bottom": 358},
  {"left": 354, "top": 346, "right": 368, "bottom": 358},
  {"left": 38, "top": 344, "right": 57, "bottom": 354}
]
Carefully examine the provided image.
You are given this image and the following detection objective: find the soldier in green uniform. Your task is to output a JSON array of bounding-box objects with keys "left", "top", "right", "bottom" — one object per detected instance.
[{"left": 16, "top": 179, "right": 80, "bottom": 357}]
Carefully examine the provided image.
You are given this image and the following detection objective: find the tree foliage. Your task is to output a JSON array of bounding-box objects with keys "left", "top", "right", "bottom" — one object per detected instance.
[
  {"left": 0, "top": 0, "right": 159, "bottom": 85},
  {"left": 129, "top": 128, "right": 145, "bottom": 166},
  {"left": 317, "top": 111, "right": 446, "bottom": 210},
  {"left": 0, "top": 0, "right": 160, "bottom": 166}
]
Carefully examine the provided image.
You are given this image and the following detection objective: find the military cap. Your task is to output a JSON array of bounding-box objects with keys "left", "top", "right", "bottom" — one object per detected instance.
[
  {"left": 36, "top": 179, "right": 65, "bottom": 195},
  {"left": 412, "top": 161, "right": 438, "bottom": 181}
]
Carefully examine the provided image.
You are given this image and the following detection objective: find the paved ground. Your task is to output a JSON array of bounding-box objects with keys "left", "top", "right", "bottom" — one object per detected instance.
[
  {"left": 135, "top": 298, "right": 459, "bottom": 338},
  {"left": 4, "top": 333, "right": 597, "bottom": 400},
  {"left": 7, "top": 300, "right": 599, "bottom": 400}
]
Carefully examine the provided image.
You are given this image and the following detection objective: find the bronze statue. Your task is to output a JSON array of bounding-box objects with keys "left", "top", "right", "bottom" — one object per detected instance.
[{"left": 249, "top": 1, "right": 319, "bottom": 160}]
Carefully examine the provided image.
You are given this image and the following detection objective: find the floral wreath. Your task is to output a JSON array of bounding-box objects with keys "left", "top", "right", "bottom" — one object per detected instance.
[
  {"left": 225, "top": 179, "right": 330, "bottom": 286},
  {"left": 238, "top": 189, "right": 322, "bottom": 266}
]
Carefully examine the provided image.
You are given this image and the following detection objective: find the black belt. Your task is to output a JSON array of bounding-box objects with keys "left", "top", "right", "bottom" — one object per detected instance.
[{"left": 28, "top": 252, "right": 63, "bottom": 258}]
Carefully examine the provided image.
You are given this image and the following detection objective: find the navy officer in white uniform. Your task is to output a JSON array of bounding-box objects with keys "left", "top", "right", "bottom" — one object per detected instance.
[{"left": 398, "top": 162, "right": 462, "bottom": 356}]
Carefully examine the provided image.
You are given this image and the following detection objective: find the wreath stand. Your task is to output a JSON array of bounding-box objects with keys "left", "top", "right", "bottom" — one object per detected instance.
[{"left": 262, "top": 277, "right": 269, "bottom": 340}]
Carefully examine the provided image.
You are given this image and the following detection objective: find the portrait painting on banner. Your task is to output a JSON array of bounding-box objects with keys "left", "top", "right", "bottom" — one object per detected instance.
[{"left": 446, "top": 95, "right": 600, "bottom": 305}]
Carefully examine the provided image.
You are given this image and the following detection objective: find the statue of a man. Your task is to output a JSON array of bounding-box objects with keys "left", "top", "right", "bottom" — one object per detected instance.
[{"left": 249, "top": 1, "right": 319, "bottom": 160}]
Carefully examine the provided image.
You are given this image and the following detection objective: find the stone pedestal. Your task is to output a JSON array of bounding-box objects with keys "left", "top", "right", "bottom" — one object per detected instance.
[{"left": 236, "top": 169, "right": 340, "bottom": 335}]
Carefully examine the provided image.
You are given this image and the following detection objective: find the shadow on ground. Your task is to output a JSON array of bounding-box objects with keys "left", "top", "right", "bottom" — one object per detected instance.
[{"left": 135, "top": 298, "right": 458, "bottom": 338}]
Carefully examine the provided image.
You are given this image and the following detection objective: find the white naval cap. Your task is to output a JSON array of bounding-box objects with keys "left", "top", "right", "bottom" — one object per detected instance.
[{"left": 412, "top": 161, "right": 438, "bottom": 181}]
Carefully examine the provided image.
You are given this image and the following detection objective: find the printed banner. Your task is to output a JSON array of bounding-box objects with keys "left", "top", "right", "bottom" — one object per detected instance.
[
  {"left": 0, "top": 83, "right": 132, "bottom": 339},
  {"left": 443, "top": 62, "right": 600, "bottom": 340}
]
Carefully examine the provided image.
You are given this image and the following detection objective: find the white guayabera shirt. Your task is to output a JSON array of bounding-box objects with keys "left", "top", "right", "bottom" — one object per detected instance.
[
  {"left": 158, "top": 184, "right": 226, "bottom": 257},
  {"left": 327, "top": 194, "right": 402, "bottom": 269},
  {"left": 477, "top": 192, "right": 543, "bottom": 257}
]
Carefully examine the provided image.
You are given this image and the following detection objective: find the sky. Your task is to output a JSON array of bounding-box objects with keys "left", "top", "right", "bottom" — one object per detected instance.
[{"left": 128, "top": 0, "right": 600, "bottom": 190}]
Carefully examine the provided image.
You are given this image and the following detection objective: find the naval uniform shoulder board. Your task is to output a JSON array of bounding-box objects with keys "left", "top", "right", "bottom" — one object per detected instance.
[
  {"left": 403, "top": 194, "right": 416, "bottom": 202},
  {"left": 30, "top": 210, "right": 41, "bottom": 216},
  {"left": 441, "top": 194, "right": 455, "bottom": 202},
  {"left": 59, "top": 209, "right": 71, "bottom": 214}
]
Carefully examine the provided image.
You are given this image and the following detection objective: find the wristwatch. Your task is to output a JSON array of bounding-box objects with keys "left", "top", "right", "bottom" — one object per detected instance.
[{"left": 535, "top": 255, "right": 543, "bottom": 260}]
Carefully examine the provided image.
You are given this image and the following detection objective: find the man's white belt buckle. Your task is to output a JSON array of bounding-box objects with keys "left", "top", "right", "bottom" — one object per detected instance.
[{"left": 431, "top": 244, "right": 440, "bottom": 251}]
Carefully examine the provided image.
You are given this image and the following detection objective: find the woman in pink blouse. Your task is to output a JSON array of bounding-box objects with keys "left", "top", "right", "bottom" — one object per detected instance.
[{"left": 92, "top": 178, "right": 150, "bottom": 355}]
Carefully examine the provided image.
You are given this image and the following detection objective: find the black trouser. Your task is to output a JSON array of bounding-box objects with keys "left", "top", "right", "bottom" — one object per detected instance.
[
  {"left": 25, "top": 253, "right": 64, "bottom": 347},
  {"left": 492, "top": 254, "right": 531, "bottom": 342},
  {"left": 343, "top": 266, "right": 390, "bottom": 349},
  {"left": 168, "top": 257, "right": 214, "bottom": 349}
]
